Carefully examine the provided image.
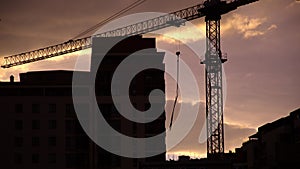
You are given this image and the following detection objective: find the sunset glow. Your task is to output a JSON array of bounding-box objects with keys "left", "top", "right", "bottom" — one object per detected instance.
[{"left": 0, "top": 0, "right": 299, "bottom": 159}]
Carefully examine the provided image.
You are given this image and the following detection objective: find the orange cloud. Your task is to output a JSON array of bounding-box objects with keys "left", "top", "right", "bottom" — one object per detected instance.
[
  {"left": 152, "top": 13, "right": 277, "bottom": 44},
  {"left": 286, "top": 0, "right": 300, "bottom": 9},
  {"left": 148, "top": 22, "right": 206, "bottom": 45},
  {"left": 222, "top": 14, "right": 277, "bottom": 39}
]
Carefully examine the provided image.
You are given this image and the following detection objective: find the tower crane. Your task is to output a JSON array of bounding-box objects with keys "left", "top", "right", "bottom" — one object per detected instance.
[{"left": 1, "top": 0, "right": 259, "bottom": 158}]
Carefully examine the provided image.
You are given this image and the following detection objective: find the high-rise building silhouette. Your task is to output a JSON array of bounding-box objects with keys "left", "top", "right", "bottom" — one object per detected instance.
[{"left": 0, "top": 35, "right": 166, "bottom": 169}]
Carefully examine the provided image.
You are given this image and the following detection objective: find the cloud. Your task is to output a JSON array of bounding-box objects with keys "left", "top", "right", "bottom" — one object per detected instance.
[
  {"left": 286, "top": 0, "right": 300, "bottom": 9},
  {"left": 142, "top": 18, "right": 207, "bottom": 46},
  {"left": 1, "top": 0, "right": 299, "bottom": 159},
  {"left": 267, "top": 24, "right": 277, "bottom": 30},
  {"left": 155, "top": 23, "right": 206, "bottom": 44},
  {"left": 222, "top": 14, "right": 276, "bottom": 39},
  {"left": 154, "top": 13, "right": 277, "bottom": 44},
  {"left": 166, "top": 121, "right": 256, "bottom": 159},
  {"left": 224, "top": 123, "right": 256, "bottom": 151},
  {"left": 165, "top": 100, "right": 256, "bottom": 158}
]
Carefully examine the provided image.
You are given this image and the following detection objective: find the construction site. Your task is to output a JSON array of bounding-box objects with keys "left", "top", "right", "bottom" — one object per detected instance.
[{"left": 0, "top": 0, "right": 299, "bottom": 169}]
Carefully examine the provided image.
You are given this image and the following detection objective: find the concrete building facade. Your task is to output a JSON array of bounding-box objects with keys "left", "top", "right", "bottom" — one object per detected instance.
[{"left": 0, "top": 35, "right": 166, "bottom": 169}]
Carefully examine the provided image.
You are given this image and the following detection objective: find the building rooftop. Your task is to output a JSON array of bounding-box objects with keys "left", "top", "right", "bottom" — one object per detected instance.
[
  {"left": 0, "top": 70, "right": 91, "bottom": 86},
  {"left": 258, "top": 108, "right": 300, "bottom": 133}
]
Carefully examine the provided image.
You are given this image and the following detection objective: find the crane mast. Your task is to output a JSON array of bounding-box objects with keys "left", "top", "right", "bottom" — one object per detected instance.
[
  {"left": 202, "top": 0, "right": 226, "bottom": 158},
  {"left": 205, "top": 16, "right": 226, "bottom": 157},
  {"left": 1, "top": 0, "right": 259, "bottom": 159},
  {"left": 200, "top": 0, "right": 258, "bottom": 158}
]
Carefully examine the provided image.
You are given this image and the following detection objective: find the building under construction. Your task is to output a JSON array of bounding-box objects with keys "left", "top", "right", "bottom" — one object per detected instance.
[
  {"left": 0, "top": 36, "right": 166, "bottom": 169},
  {"left": 0, "top": 0, "right": 269, "bottom": 168}
]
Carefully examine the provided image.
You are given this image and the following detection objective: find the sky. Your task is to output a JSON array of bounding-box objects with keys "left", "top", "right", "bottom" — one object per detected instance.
[{"left": 0, "top": 0, "right": 300, "bottom": 158}]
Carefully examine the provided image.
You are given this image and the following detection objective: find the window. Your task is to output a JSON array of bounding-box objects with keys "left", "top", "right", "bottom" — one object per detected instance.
[
  {"left": 48, "top": 153, "right": 56, "bottom": 164},
  {"left": 77, "top": 153, "right": 89, "bottom": 167},
  {"left": 14, "top": 137, "right": 23, "bottom": 147},
  {"left": 65, "top": 120, "right": 75, "bottom": 132},
  {"left": 49, "top": 104, "right": 56, "bottom": 113},
  {"left": 65, "top": 136, "right": 73, "bottom": 148},
  {"left": 32, "top": 137, "right": 40, "bottom": 146},
  {"left": 65, "top": 104, "right": 74, "bottom": 117},
  {"left": 32, "top": 104, "right": 40, "bottom": 113},
  {"left": 97, "top": 151, "right": 111, "bottom": 166},
  {"left": 48, "top": 137, "right": 56, "bottom": 146},
  {"left": 15, "top": 120, "right": 23, "bottom": 130},
  {"left": 133, "top": 158, "right": 138, "bottom": 167},
  {"left": 15, "top": 104, "right": 23, "bottom": 113},
  {"left": 32, "top": 153, "right": 39, "bottom": 163},
  {"left": 14, "top": 153, "right": 22, "bottom": 164},
  {"left": 111, "top": 156, "right": 121, "bottom": 167},
  {"left": 48, "top": 120, "right": 57, "bottom": 129},
  {"left": 75, "top": 136, "right": 89, "bottom": 149},
  {"left": 66, "top": 153, "right": 76, "bottom": 168},
  {"left": 32, "top": 120, "right": 40, "bottom": 129}
]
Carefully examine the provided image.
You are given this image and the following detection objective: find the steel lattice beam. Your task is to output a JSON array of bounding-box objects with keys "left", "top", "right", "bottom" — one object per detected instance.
[
  {"left": 200, "top": 0, "right": 258, "bottom": 158},
  {"left": 1, "top": 0, "right": 259, "bottom": 69},
  {"left": 1, "top": 0, "right": 260, "bottom": 159},
  {"left": 1, "top": 3, "right": 205, "bottom": 68},
  {"left": 204, "top": 17, "right": 225, "bottom": 157},
  {"left": 1, "top": 37, "right": 92, "bottom": 68}
]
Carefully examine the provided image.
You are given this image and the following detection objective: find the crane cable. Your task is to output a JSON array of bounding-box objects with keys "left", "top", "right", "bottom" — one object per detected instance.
[
  {"left": 169, "top": 41, "right": 181, "bottom": 130},
  {"left": 72, "top": 0, "right": 146, "bottom": 40}
]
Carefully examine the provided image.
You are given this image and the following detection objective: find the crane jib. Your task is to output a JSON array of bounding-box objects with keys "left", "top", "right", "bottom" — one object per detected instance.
[{"left": 1, "top": 0, "right": 259, "bottom": 68}]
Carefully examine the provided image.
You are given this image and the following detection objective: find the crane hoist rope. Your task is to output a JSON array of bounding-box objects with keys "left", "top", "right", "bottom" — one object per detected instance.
[
  {"left": 1, "top": 0, "right": 259, "bottom": 69},
  {"left": 169, "top": 49, "right": 180, "bottom": 130},
  {"left": 72, "top": 0, "right": 146, "bottom": 40}
]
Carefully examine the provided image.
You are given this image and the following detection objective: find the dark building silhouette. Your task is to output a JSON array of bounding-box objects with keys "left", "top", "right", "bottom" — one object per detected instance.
[
  {"left": 235, "top": 108, "right": 300, "bottom": 169},
  {"left": 139, "top": 155, "right": 232, "bottom": 169},
  {"left": 139, "top": 109, "right": 300, "bottom": 169},
  {"left": 0, "top": 36, "right": 166, "bottom": 169}
]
